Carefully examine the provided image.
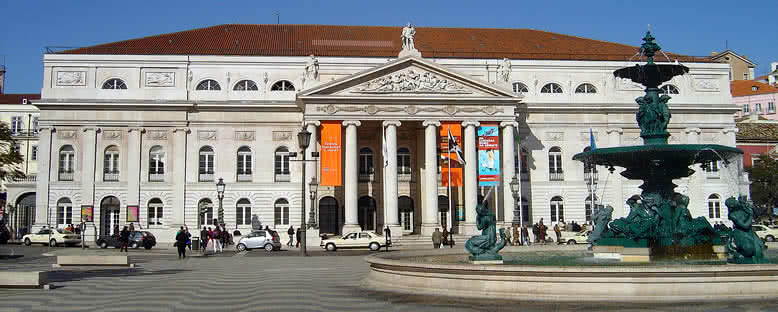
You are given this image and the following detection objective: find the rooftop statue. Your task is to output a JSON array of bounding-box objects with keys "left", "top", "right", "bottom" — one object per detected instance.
[
  {"left": 401, "top": 23, "right": 416, "bottom": 52},
  {"left": 465, "top": 202, "right": 506, "bottom": 262}
]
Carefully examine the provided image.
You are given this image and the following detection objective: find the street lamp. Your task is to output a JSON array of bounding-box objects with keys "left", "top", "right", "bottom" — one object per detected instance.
[
  {"left": 216, "top": 178, "right": 226, "bottom": 225},
  {"left": 308, "top": 177, "right": 318, "bottom": 229},
  {"left": 509, "top": 176, "right": 521, "bottom": 225},
  {"left": 297, "top": 128, "right": 311, "bottom": 256}
]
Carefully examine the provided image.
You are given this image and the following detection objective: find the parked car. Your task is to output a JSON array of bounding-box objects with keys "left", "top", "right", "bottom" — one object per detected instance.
[
  {"left": 752, "top": 225, "right": 778, "bottom": 242},
  {"left": 560, "top": 230, "right": 591, "bottom": 245},
  {"left": 23, "top": 228, "right": 81, "bottom": 247},
  {"left": 320, "top": 231, "right": 389, "bottom": 251},
  {"left": 97, "top": 231, "right": 157, "bottom": 249},
  {"left": 236, "top": 230, "right": 281, "bottom": 252}
]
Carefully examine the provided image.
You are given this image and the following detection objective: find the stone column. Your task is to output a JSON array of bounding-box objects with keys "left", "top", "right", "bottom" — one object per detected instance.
[
  {"left": 127, "top": 128, "right": 144, "bottom": 208},
  {"left": 462, "top": 120, "right": 480, "bottom": 235},
  {"left": 421, "top": 120, "right": 440, "bottom": 236},
  {"left": 383, "top": 120, "right": 402, "bottom": 235},
  {"left": 684, "top": 128, "right": 701, "bottom": 144},
  {"left": 171, "top": 128, "right": 188, "bottom": 227},
  {"left": 342, "top": 120, "right": 361, "bottom": 234},
  {"left": 81, "top": 127, "right": 98, "bottom": 225},
  {"left": 501, "top": 121, "right": 518, "bottom": 226},
  {"left": 305, "top": 121, "right": 320, "bottom": 233},
  {"left": 34, "top": 127, "right": 53, "bottom": 230}
]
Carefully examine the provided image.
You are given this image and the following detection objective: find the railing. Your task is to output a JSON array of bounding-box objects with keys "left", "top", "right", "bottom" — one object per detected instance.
[
  {"left": 199, "top": 173, "right": 214, "bottom": 182},
  {"left": 275, "top": 174, "right": 290, "bottom": 182},
  {"left": 237, "top": 174, "right": 252, "bottom": 182},
  {"left": 11, "top": 130, "right": 39, "bottom": 138},
  {"left": 358, "top": 173, "right": 374, "bottom": 182},
  {"left": 11, "top": 174, "right": 37, "bottom": 183},
  {"left": 148, "top": 173, "right": 164, "bottom": 182},
  {"left": 58, "top": 172, "right": 74, "bottom": 181},
  {"left": 706, "top": 171, "right": 720, "bottom": 179},
  {"left": 549, "top": 171, "right": 564, "bottom": 181},
  {"left": 398, "top": 173, "right": 412, "bottom": 182},
  {"left": 584, "top": 171, "right": 599, "bottom": 183},
  {"left": 103, "top": 172, "right": 120, "bottom": 182}
]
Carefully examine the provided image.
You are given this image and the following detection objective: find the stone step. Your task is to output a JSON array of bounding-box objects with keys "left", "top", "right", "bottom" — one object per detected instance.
[
  {"left": 54, "top": 255, "right": 134, "bottom": 268},
  {"left": 0, "top": 271, "right": 49, "bottom": 289}
]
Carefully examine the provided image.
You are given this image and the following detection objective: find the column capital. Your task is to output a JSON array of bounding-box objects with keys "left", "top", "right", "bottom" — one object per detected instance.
[
  {"left": 342, "top": 120, "right": 361, "bottom": 127},
  {"left": 606, "top": 128, "right": 624, "bottom": 135},
  {"left": 683, "top": 127, "right": 702, "bottom": 135},
  {"left": 461, "top": 120, "right": 480, "bottom": 128},
  {"left": 499, "top": 121, "right": 519, "bottom": 128},
  {"left": 172, "top": 127, "right": 190, "bottom": 134},
  {"left": 422, "top": 120, "right": 440, "bottom": 127},
  {"left": 127, "top": 127, "right": 146, "bottom": 133},
  {"left": 304, "top": 120, "right": 321, "bottom": 127},
  {"left": 722, "top": 127, "right": 739, "bottom": 134},
  {"left": 382, "top": 120, "right": 402, "bottom": 128}
]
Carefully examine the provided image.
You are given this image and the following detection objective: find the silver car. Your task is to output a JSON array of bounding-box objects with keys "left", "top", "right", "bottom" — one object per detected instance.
[{"left": 236, "top": 230, "right": 282, "bottom": 252}]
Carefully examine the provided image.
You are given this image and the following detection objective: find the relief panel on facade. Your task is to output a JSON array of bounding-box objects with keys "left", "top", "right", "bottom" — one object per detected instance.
[
  {"left": 545, "top": 132, "right": 564, "bottom": 141},
  {"left": 145, "top": 72, "right": 175, "bottom": 87},
  {"left": 57, "top": 130, "right": 77, "bottom": 139},
  {"left": 56, "top": 71, "right": 86, "bottom": 86},
  {"left": 147, "top": 130, "right": 168, "bottom": 140},
  {"left": 235, "top": 131, "right": 256, "bottom": 141},
  {"left": 272, "top": 131, "right": 292, "bottom": 142},
  {"left": 693, "top": 78, "right": 720, "bottom": 92},
  {"left": 102, "top": 130, "right": 122, "bottom": 140},
  {"left": 197, "top": 130, "right": 217, "bottom": 141},
  {"left": 353, "top": 67, "right": 471, "bottom": 94}
]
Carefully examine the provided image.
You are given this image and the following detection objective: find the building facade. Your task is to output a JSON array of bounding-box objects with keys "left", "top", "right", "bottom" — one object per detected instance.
[
  {"left": 732, "top": 80, "right": 778, "bottom": 120},
  {"left": 711, "top": 50, "right": 756, "bottom": 81},
  {"left": 32, "top": 24, "right": 743, "bottom": 244}
]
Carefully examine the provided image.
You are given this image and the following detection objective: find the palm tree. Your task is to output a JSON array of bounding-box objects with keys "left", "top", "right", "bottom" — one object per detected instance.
[{"left": 0, "top": 121, "right": 24, "bottom": 186}]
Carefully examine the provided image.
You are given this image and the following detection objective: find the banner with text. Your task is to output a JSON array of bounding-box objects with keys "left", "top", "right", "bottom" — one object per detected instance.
[
  {"left": 440, "top": 122, "right": 463, "bottom": 187},
  {"left": 477, "top": 124, "right": 500, "bottom": 186},
  {"left": 320, "top": 121, "right": 342, "bottom": 186}
]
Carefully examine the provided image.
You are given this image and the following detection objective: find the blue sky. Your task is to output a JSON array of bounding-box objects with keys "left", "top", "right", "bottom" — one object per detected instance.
[{"left": 1, "top": 0, "right": 775, "bottom": 93}]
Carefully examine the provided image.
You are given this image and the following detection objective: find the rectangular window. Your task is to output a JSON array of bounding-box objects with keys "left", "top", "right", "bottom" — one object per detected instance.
[
  {"left": 755, "top": 103, "right": 762, "bottom": 114},
  {"left": 57, "top": 205, "right": 72, "bottom": 227},
  {"left": 31, "top": 145, "right": 38, "bottom": 160},
  {"left": 743, "top": 104, "right": 750, "bottom": 113},
  {"left": 32, "top": 117, "right": 39, "bottom": 134},
  {"left": 199, "top": 154, "right": 214, "bottom": 174},
  {"left": 237, "top": 206, "right": 251, "bottom": 225},
  {"left": 148, "top": 206, "right": 163, "bottom": 226},
  {"left": 768, "top": 102, "right": 776, "bottom": 113},
  {"left": 11, "top": 143, "right": 21, "bottom": 155},
  {"left": 744, "top": 72, "right": 749, "bottom": 80},
  {"left": 10, "top": 116, "right": 22, "bottom": 135}
]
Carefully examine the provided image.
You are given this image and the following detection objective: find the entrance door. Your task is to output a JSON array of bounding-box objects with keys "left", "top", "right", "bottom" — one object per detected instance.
[
  {"left": 100, "top": 196, "right": 120, "bottom": 236},
  {"left": 398, "top": 196, "right": 414, "bottom": 234},
  {"left": 318, "top": 197, "right": 339, "bottom": 235},
  {"left": 358, "top": 196, "right": 375, "bottom": 231},
  {"left": 438, "top": 195, "right": 450, "bottom": 230},
  {"left": 16, "top": 193, "right": 36, "bottom": 237}
]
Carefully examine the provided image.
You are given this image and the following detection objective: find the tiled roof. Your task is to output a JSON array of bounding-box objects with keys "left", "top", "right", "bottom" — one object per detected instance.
[
  {"left": 0, "top": 93, "right": 40, "bottom": 105},
  {"left": 737, "top": 122, "right": 778, "bottom": 142},
  {"left": 60, "top": 24, "right": 708, "bottom": 62},
  {"left": 731, "top": 80, "right": 778, "bottom": 97}
]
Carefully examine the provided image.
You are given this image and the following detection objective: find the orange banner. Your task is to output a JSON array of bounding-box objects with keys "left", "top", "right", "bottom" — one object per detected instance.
[
  {"left": 320, "top": 121, "right": 342, "bottom": 186},
  {"left": 440, "top": 122, "right": 463, "bottom": 187}
]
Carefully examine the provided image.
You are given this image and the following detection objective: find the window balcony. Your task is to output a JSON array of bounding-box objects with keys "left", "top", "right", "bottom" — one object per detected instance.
[
  {"left": 199, "top": 173, "right": 214, "bottom": 182},
  {"left": 358, "top": 173, "right": 374, "bottom": 182},
  {"left": 584, "top": 171, "right": 599, "bottom": 183},
  {"left": 11, "top": 130, "right": 39, "bottom": 138},
  {"left": 11, "top": 174, "right": 37, "bottom": 183},
  {"left": 549, "top": 171, "right": 564, "bottom": 181},
  {"left": 398, "top": 173, "right": 412, "bottom": 182},
  {"left": 706, "top": 171, "right": 720, "bottom": 179},
  {"left": 58, "top": 172, "right": 74, "bottom": 181},
  {"left": 237, "top": 174, "right": 253, "bottom": 182},
  {"left": 103, "top": 172, "right": 120, "bottom": 182},
  {"left": 149, "top": 173, "right": 164, "bottom": 182},
  {"left": 275, "top": 174, "right": 290, "bottom": 182}
]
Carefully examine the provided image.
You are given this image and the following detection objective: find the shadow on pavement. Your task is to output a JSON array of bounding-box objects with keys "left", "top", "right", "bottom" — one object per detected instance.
[{"left": 47, "top": 268, "right": 189, "bottom": 284}]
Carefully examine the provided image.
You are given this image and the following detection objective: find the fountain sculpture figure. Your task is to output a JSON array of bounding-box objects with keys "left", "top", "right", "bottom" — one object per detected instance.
[
  {"left": 725, "top": 197, "right": 765, "bottom": 264},
  {"left": 465, "top": 202, "right": 507, "bottom": 262}
]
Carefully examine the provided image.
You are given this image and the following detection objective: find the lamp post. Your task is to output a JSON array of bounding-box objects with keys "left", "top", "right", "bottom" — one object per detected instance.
[
  {"left": 216, "top": 178, "right": 226, "bottom": 226},
  {"left": 297, "top": 128, "right": 312, "bottom": 256},
  {"left": 308, "top": 178, "right": 318, "bottom": 229},
  {"left": 509, "top": 176, "right": 521, "bottom": 226}
]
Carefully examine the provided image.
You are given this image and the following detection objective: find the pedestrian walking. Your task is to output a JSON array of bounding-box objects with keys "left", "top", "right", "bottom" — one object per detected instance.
[
  {"left": 175, "top": 226, "right": 188, "bottom": 259},
  {"left": 119, "top": 226, "right": 130, "bottom": 252},
  {"left": 296, "top": 227, "right": 302, "bottom": 248},
  {"left": 200, "top": 226, "right": 209, "bottom": 252},
  {"left": 521, "top": 225, "right": 530, "bottom": 246},
  {"left": 212, "top": 226, "right": 223, "bottom": 253},
  {"left": 504, "top": 227, "right": 513, "bottom": 246},
  {"left": 538, "top": 221, "right": 547, "bottom": 244},
  {"left": 448, "top": 227, "right": 455, "bottom": 248},
  {"left": 287, "top": 226, "right": 295, "bottom": 247},
  {"left": 184, "top": 225, "right": 192, "bottom": 250},
  {"left": 554, "top": 223, "right": 562, "bottom": 245},
  {"left": 441, "top": 228, "right": 449, "bottom": 247},
  {"left": 432, "top": 228, "right": 442, "bottom": 248},
  {"left": 512, "top": 225, "right": 520, "bottom": 245}
]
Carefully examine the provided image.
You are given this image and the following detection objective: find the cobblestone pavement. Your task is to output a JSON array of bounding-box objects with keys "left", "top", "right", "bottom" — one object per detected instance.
[{"left": 2, "top": 245, "right": 778, "bottom": 311}]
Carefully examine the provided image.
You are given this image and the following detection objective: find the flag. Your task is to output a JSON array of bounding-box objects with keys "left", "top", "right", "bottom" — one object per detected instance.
[
  {"left": 382, "top": 127, "right": 389, "bottom": 168},
  {"left": 448, "top": 128, "right": 465, "bottom": 165},
  {"left": 589, "top": 128, "right": 597, "bottom": 150}
]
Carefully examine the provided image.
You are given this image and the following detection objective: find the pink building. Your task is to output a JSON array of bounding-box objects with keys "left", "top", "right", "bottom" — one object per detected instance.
[{"left": 732, "top": 80, "right": 778, "bottom": 120}]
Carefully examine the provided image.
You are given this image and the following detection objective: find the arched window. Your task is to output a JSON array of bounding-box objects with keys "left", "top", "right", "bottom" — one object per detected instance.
[
  {"left": 359, "top": 148, "right": 374, "bottom": 179},
  {"left": 274, "top": 199, "right": 290, "bottom": 226},
  {"left": 585, "top": 195, "right": 598, "bottom": 222},
  {"left": 196, "top": 79, "right": 221, "bottom": 91},
  {"left": 149, "top": 145, "right": 165, "bottom": 181},
  {"left": 270, "top": 80, "right": 295, "bottom": 91},
  {"left": 541, "top": 83, "right": 563, "bottom": 94},
  {"left": 708, "top": 194, "right": 721, "bottom": 219},
  {"left": 199, "top": 146, "right": 215, "bottom": 182},
  {"left": 233, "top": 80, "right": 258, "bottom": 91},
  {"left": 512, "top": 82, "right": 529, "bottom": 94},
  {"left": 103, "top": 145, "right": 120, "bottom": 181},
  {"left": 102, "top": 78, "right": 127, "bottom": 90},
  {"left": 582, "top": 146, "right": 598, "bottom": 182},
  {"left": 659, "top": 84, "right": 679, "bottom": 94},
  {"left": 520, "top": 197, "right": 530, "bottom": 223},
  {"left": 198, "top": 199, "right": 214, "bottom": 225},
  {"left": 148, "top": 198, "right": 163, "bottom": 226},
  {"left": 548, "top": 147, "right": 563, "bottom": 181},
  {"left": 236, "top": 198, "right": 251, "bottom": 225},
  {"left": 550, "top": 196, "right": 564, "bottom": 223},
  {"left": 58, "top": 145, "right": 75, "bottom": 181},
  {"left": 237, "top": 146, "right": 252, "bottom": 181},
  {"left": 274, "top": 147, "right": 291, "bottom": 182},
  {"left": 398, "top": 148, "right": 411, "bottom": 175},
  {"left": 56, "top": 198, "right": 73, "bottom": 227},
  {"left": 575, "top": 83, "right": 597, "bottom": 94}
]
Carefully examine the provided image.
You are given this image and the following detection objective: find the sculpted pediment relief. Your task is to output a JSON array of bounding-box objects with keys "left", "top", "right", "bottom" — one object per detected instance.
[{"left": 351, "top": 67, "right": 471, "bottom": 94}]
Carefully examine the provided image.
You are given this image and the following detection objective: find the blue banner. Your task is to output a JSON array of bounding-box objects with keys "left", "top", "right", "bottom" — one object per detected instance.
[{"left": 477, "top": 125, "right": 500, "bottom": 186}]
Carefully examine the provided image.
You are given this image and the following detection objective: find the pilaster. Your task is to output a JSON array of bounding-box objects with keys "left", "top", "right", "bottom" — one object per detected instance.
[
  {"left": 382, "top": 120, "right": 402, "bottom": 235},
  {"left": 342, "top": 120, "right": 361, "bottom": 234}
]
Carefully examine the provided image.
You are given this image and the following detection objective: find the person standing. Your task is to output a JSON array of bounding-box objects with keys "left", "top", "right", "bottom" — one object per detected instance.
[
  {"left": 200, "top": 226, "right": 209, "bottom": 252},
  {"left": 448, "top": 227, "right": 455, "bottom": 248},
  {"left": 212, "top": 226, "right": 222, "bottom": 253},
  {"left": 296, "top": 227, "right": 302, "bottom": 248},
  {"left": 129, "top": 222, "right": 135, "bottom": 232},
  {"left": 504, "top": 227, "right": 512, "bottom": 246},
  {"left": 432, "top": 228, "right": 442, "bottom": 249},
  {"left": 119, "top": 226, "right": 130, "bottom": 252},
  {"left": 175, "top": 226, "right": 188, "bottom": 259},
  {"left": 538, "top": 221, "right": 547, "bottom": 244},
  {"left": 554, "top": 223, "right": 562, "bottom": 245},
  {"left": 521, "top": 225, "right": 530, "bottom": 246},
  {"left": 441, "top": 228, "right": 449, "bottom": 247},
  {"left": 184, "top": 225, "right": 191, "bottom": 250},
  {"left": 287, "top": 226, "right": 295, "bottom": 247}
]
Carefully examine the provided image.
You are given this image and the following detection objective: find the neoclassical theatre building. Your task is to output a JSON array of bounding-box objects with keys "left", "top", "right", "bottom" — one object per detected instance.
[{"left": 30, "top": 24, "right": 744, "bottom": 243}]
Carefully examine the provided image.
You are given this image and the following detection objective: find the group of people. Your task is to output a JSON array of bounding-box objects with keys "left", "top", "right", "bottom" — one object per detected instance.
[
  {"left": 200, "top": 224, "right": 231, "bottom": 254},
  {"left": 431, "top": 228, "right": 455, "bottom": 248},
  {"left": 287, "top": 226, "right": 303, "bottom": 247}
]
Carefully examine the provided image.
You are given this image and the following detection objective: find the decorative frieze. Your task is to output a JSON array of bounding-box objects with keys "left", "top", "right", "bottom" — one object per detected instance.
[
  {"left": 147, "top": 130, "right": 168, "bottom": 140},
  {"left": 616, "top": 77, "right": 643, "bottom": 91},
  {"left": 545, "top": 132, "right": 564, "bottom": 141},
  {"left": 316, "top": 104, "right": 503, "bottom": 116},
  {"left": 272, "top": 131, "right": 292, "bottom": 141},
  {"left": 102, "top": 130, "right": 122, "bottom": 140},
  {"left": 56, "top": 71, "right": 86, "bottom": 86},
  {"left": 197, "top": 130, "right": 217, "bottom": 141},
  {"left": 693, "top": 79, "right": 719, "bottom": 92},
  {"left": 355, "top": 68, "right": 470, "bottom": 94},
  {"left": 57, "top": 130, "right": 77, "bottom": 139},
  {"left": 235, "top": 131, "right": 256, "bottom": 141},
  {"left": 145, "top": 72, "right": 175, "bottom": 87}
]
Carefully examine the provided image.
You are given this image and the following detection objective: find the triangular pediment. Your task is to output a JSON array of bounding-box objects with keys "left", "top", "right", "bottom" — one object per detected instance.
[{"left": 299, "top": 56, "right": 519, "bottom": 99}]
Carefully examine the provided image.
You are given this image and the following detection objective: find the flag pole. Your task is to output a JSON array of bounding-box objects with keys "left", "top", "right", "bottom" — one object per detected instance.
[{"left": 448, "top": 153, "right": 453, "bottom": 233}]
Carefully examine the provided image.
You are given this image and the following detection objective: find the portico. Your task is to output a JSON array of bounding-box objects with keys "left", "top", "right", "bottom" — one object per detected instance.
[{"left": 298, "top": 56, "right": 522, "bottom": 237}]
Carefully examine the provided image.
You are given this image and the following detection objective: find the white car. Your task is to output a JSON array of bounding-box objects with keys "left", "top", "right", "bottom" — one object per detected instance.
[
  {"left": 320, "top": 231, "right": 389, "bottom": 251},
  {"left": 23, "top": 228, "right": 81, "bottom": 247},
  {"left": 752, "top": 225, "right": 778, "bottom": 242},
  {"left": 560, "top": 230, "right": 591, "bottom": 245}
]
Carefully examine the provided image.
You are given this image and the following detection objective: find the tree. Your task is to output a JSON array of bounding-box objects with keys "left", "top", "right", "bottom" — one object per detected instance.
[
  {"left": 745, "top": 156, "right": 778, "bottom": 218},
  {"left": 0, "top": 121, "right": 24, "bottom": 187}
]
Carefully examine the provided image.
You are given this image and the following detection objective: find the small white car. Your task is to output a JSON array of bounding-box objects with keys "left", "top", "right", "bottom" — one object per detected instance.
[
  {"left": 320, "top": 231, "right": 389, "bottom": 251},
  {"left": 23, "top": 228, "right": 81, "bottom": 247},
  {"left": 560, "top": 230, "right": 591, "bottom": 245},
  {"left": 236, "top": 230, "right": 282, "bottom": 252},
  {"left": 752, "top": 225, "right": 778, "bottom": 242}
]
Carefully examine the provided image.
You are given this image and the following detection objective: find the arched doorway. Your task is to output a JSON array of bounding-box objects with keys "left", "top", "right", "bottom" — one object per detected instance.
[
  {"left": 398, "top": 196, "right": 414, "bottom": 234},
  {"left": 15, "top": 193, "right": 36, "bottom": 237},
  {"left": 101, "top": 196, "right": 120, "bottom": 236},
  {"left": 318, "top": 197, "right": 339, "bottom": 235},
  {"left": 358, "top": 196, "right": 376, "bottom": 231},
  {"left": 438, "top": 195, "right": 450, "bottom": 229}
]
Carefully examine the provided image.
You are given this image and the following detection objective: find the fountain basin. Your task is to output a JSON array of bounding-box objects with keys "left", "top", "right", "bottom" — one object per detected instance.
[{"left": 364, "top": 249, "right": 778, "bottom": 303}]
